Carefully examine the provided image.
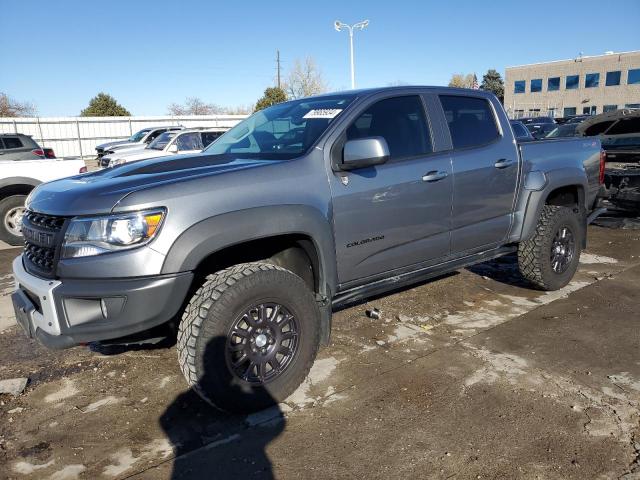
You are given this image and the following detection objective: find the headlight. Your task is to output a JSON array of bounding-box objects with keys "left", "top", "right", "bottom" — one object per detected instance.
[{"left": 62, "top": 209, "right": 165, "bottom": 258}]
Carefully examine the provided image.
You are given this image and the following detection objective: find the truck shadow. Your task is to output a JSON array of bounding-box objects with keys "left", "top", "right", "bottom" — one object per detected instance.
[
  {"left": 158, "top": 336, "right": 284, "bottom": 480},
  {"left": 466, "top": 253, "right": 532, "bottom": 288}
]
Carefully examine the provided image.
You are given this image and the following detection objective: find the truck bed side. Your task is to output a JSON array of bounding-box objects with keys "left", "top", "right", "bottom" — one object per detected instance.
[{"left": 509, "top": 137, "right": 601, "bottom": 243}]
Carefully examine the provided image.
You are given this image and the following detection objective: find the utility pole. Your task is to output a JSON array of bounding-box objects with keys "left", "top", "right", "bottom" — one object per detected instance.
[{"left": 276, "top": 50, "right": 282, "bottom": 89}]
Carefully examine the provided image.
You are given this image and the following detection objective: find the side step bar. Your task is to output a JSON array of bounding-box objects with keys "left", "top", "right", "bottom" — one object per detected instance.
[{"left": 332, "top": 245, "right": 517, "bottom": 309}]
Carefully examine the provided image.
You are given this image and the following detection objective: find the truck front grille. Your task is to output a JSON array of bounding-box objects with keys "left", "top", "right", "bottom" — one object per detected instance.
[{"left": 22, "top": 211, "right": 68, "bottom": 279}]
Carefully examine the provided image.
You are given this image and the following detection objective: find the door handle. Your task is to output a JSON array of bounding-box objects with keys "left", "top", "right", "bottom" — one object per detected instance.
[
  {"left": 422, "top": 171, "right": 448, "bottom": 182},
  {"left": 494, "top": 158, "right": 515, "bottom": 169}
]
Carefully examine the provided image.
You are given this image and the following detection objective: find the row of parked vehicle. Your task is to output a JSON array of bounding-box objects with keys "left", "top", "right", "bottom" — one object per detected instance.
[
  {"left": 510, "top": 108, "right": 640, "bottom": 213},
  {"left": 96, "top": 126, "right": 225, "bottom": 168}
]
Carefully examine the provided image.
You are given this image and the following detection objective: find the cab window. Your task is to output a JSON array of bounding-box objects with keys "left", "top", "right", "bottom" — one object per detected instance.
[{"left": 346, "top": 96, "right": 432, "bottom": 159}]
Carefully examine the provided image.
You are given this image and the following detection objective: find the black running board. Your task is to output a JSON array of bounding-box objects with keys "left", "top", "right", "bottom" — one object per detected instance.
[{"left": 332, "top": 245, "right": 517, "bottom": 309}]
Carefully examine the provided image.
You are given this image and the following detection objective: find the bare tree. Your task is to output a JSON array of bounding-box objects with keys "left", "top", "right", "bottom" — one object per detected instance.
[
  {"left": 223, "top": 104, "right": 254, "bottom": 115},
  {"left": 448, "top": 73, "right": 476, "bottom": 89},
  {"left": 285, "top": 56, "right": 328, "bottom": 99},
  {"left": 0, "top": 92, "right": 37, "bottom": 117},
  {"left": 167, "top": 97, "right": 223, "bottom": 116}
]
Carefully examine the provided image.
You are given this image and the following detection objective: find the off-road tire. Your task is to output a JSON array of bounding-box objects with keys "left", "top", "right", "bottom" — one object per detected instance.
[
  {"left": 0, "top": 195, "right": 27, "bottom": 245},
  {"left": 518, "top": 205, "right": 583, "bottom": 291},
  {"left": 177, "top": 262, "right": 320, "bottom": 413}
]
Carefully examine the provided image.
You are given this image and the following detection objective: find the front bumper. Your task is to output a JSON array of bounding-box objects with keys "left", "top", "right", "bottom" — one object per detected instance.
[{"left": 12, "top": 256, "right": 193, "bottom": 349}]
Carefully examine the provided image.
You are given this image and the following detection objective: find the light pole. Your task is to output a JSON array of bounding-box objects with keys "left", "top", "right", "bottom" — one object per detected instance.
[{"left": 334, "top": 19, "right": 369, "bottom": 89}]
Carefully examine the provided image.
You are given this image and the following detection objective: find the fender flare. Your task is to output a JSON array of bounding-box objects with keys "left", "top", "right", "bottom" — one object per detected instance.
[
  {"left": 161, "top": 205, "right": 337, "bottom": 297},
  {"left": 518, "top": 167, "right": 588, "bottom": 242}
]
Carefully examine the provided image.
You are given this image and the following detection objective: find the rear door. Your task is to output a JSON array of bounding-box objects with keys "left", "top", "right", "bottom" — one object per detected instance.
[
  {"left": 439, "top": 94, "right": 519, "bottom": 254},
  {"left": 330, "top": 94, "right": 453, "bottom": 285}
]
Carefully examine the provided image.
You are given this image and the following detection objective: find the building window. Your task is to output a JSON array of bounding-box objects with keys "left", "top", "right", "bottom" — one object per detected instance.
[
  {"left": 583, "top": 106, "right": 597, "bottom": 115},
  {"left": 514, "top": 80, "right": 525, "bottom": 93},
  {"left": 530, "top": 79, "right": 542, "bottom": 92},
  {"left": 566, "top": 75, "right": 579, "bottom": 90},
  {"left": 585, "top": 73, "right": 600, "bottom": 88},
  {"left": 626, "top": 103, "right": 640, "bottom": 109},
  {"left": 628, "top": 69, "right": 640, "bottom": 85},
  {"left": 603, "top": 105, "right": 618, "bottom": 112},
  {"left": 563, "top": 107, "right": 576, "bottom": 117},
  {"left": 548, "top": 77, "right": 560, "bottom": 91},
  {"left": 606, "top": 71, "right": 621, "bottom": 86},
  {"left": 548, "top": 107, "right": 557, "bottom": 117}
]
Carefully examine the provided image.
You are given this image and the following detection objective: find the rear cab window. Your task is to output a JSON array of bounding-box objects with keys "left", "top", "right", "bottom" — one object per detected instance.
[
  {"left": 346, "top": 95, "right": 432, "bottom": 160},
  {"left": 439, "top": 95, "right": 500, "bottom": 149}
]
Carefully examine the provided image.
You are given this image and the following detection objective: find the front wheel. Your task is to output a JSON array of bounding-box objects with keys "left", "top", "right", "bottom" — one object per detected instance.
[
  {"left": 0, "top": 195, "right": 27, "bottom": 245},
  {"left": 518, "top": 205, "right": 583, "bottom": 291},
  {"left": 177, "top": 262, "right": 320, "bottom": 413}
]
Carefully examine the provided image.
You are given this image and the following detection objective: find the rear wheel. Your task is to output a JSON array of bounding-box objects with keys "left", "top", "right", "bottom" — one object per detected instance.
[
  {"left": 0, "top": 195, "right": 27, "bottom": 245},
  {"left": 518, "top": 205, "right": 583, "bottom": 291},
  {"left": 177, "top": 262, "right": 320, "bottom": 413}
]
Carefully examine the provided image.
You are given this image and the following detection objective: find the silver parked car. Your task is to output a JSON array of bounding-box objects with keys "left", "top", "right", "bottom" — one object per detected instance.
[{"left": 95, "top": 126, "right": 184, "bottom": 160}]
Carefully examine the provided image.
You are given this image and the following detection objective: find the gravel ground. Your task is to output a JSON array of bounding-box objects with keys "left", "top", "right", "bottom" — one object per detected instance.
[{"left": 0, "top": 224, "right": 639, "bottom": 479}]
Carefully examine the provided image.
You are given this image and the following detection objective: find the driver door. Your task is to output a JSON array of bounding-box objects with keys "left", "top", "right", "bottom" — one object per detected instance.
[{"left": 330, "top": 95, "right": 453, "bottom": 286}]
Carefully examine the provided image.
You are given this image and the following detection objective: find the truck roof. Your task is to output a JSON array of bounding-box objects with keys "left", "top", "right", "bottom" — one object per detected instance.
[{"left": 303, "top": 85, "right": 494, "bottom": 100}]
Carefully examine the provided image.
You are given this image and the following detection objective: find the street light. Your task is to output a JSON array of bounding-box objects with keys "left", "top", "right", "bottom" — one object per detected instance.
[{"left": 334, "top": 19, "right": 369, "bottom": 89}]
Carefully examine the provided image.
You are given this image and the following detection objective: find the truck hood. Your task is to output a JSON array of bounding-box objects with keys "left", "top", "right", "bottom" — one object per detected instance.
[
  {"left": 26, "top": 154, "right": 285, "bottom": 216},
  {"left": 104, "top": 145, "right": 153, "bottom": 161},
  {"left": 108, "top": 141, "right": 144, "bottom": 152},
  {"left": 115, "top": 150, "right": 170, "bottom": 164},
  {"left": 96, "top": 139, "right": 131, "bottom": 150}
]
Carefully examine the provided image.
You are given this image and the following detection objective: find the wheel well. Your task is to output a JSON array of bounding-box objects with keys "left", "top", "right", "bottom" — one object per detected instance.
[
  {"left": 0, "top": 184, "right": 34, "bottom": 200},
  {"left": 192, "top": 235, "right": 320, "bottom": 294},
  {"left": 545, "top": 185, "right": 583, "bottom": 209}
]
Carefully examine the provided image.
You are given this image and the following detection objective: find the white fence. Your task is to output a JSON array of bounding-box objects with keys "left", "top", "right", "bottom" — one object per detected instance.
[{"left": 0, "top": 115, "right": 247, "bottom": 158}]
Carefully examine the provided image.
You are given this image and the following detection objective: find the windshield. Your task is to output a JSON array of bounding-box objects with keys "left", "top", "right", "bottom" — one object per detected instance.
[
  {"left": 204, "top": 95, "right": 356, "bottom": 159},
  {"left": 129, "top": 129, "right": 151, "bottom": 142},
  {"left": 148, "top": 132, "right": 176, "bottom": 150},
  {"left": 546, "top": 124, "right": 578, "bottom": 138}
]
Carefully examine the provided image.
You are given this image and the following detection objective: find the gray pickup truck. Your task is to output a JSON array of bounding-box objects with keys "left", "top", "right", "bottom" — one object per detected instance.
[{"left": 12, "top": 87, "right": 604, "bottom": 412}]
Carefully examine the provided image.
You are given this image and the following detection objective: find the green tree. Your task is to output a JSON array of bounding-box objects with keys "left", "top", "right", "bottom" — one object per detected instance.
[
  {"left": 254, "top": 87, "right": 287, "bottom": 111},
  {"left": 80, "top": 93, "right": 130, "bottom": 117},
  {"left": 480, "top": 69, "right": 505, "bottom": 102}
]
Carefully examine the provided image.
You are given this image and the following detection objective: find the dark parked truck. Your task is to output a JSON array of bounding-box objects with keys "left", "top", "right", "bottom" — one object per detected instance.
[{"left": 12, "top": 87, "right": 604, "bottom": 412}]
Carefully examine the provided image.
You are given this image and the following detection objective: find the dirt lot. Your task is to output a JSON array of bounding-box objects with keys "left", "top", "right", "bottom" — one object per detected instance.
[{"left": 1, "top": 223, "right": 639, "bottom": 480}]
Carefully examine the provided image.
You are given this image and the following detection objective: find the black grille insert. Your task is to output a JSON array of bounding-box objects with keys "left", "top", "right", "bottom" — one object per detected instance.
[{"left": 22, "top": 211, "right": 67, "bottom": 278}]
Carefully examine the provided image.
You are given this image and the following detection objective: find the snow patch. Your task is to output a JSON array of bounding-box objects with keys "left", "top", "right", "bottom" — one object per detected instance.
[
  {"left": 579, "top": 253, "right": 618, "bottom": 264},
  {"left": 80, "top": 395, "right": 121, "bottom": 413},
  {"left": 287, "top": 357, "right": 339, "bottom": 407},
  {"left": 44, "top": 379, "right": 79, "bottom": 403},
  {"left": 103, "top": 448, "right": 138, "bottom": 477},
  {"left": 13, "top": 459, "right": 55, "bottom": 474},
  {"left": 463, "top": 346, "right": 529, "bottom": 387},
  {"left": 49, "top": 464, "right": 86, "bottom": 480},
  {"left": 608, "top": 372, "right": 640, "bottom": 392}
]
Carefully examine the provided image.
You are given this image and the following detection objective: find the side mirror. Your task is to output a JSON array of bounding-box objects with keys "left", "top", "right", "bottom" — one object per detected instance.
[
  {"left": 168, "top": 144, "right": 179, "bottom": 154},
  {"left": 341, "top": 137, "right": 390, "bottom": 170}
]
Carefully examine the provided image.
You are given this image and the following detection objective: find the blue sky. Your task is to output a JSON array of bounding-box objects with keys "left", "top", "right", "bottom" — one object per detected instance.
[{"left": 1, "top": 0, "right": 638, "bottom": 116}]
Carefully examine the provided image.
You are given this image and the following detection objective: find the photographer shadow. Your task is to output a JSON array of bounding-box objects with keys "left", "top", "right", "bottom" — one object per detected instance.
[{"left": 159, "top": 336, "right": 285, "bottom": 480}]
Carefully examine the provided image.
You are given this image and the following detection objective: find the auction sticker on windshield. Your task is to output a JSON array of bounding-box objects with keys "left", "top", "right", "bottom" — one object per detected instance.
[{"left": 303, "top": 109, "right": 342, "bottom": 119}]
